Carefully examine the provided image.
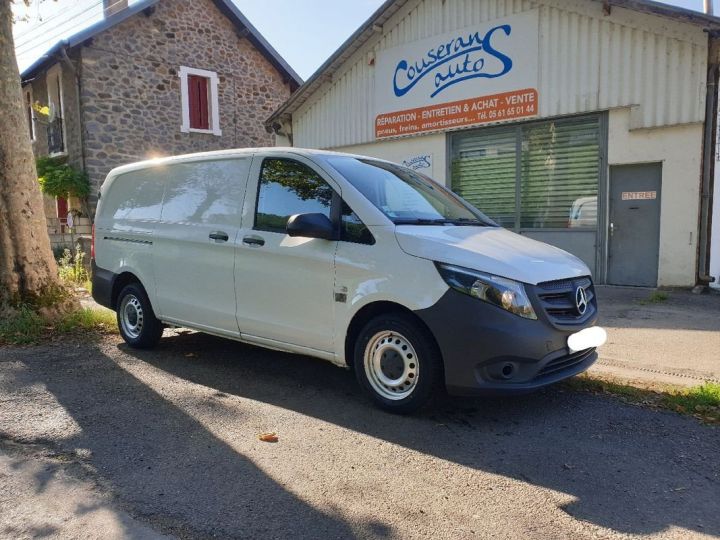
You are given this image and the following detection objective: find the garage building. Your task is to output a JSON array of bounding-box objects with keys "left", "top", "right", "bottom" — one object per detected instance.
[{"left": 268, "top": 0, "right": 720, "bottom": 288}]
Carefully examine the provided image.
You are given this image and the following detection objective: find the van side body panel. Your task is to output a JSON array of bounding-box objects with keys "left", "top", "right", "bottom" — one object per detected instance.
[
  {"left": 93, "top": 168, "right": 164, "bottom": 308},
  {"left": 152, "top": 157, "right": 252, "bottom": 336}
]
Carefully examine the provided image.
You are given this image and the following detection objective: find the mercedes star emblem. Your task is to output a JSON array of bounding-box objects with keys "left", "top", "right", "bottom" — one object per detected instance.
[{"left": 575, "top": 286, "right": 588, "bottom": 315}]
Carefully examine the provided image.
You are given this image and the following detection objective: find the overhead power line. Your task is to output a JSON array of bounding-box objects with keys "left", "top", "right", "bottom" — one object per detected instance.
[
  {"left": 14, "top": 0, "right": 90, "bottom": 42},
  {"left": 15, "top": 0, "right": 130, "bottom": 55}
]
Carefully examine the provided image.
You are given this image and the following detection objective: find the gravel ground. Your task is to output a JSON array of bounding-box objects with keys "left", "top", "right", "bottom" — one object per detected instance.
[{"left": 1, "top": 331, "right": 719, "bottom": 539}]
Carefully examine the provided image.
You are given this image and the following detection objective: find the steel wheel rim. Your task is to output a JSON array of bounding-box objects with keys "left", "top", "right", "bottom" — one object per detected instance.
[
  {"left": 363, "top": 331, "right": 419, "bottom": 400},
  {"left": 119, "top": 294, "right": 144, "bottom": 339}
]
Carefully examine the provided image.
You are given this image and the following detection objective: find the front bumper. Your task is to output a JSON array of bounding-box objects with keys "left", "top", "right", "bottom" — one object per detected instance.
[{"left": 414, "top": 287, "right": 599, "bottom": 396}]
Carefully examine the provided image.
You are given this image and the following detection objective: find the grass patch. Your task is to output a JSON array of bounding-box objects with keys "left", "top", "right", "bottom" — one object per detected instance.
[
  {"left": 0, "top": 305, "right": 117, "bottom": 346},
  {"left": 565, "top": 376, "right": 720, "bottom": 425},
  {"left": 0, "top": 305, "right": 45, "bottom": 345},
  {"left": 637, "top": 291, "right": 669, "bottom": 305},
  {"left": 53, "top": 307, "right": 117, "bottom": 334}
]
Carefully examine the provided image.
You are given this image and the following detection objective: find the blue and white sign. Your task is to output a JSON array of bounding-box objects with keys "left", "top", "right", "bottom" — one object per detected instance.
[
  {"left": 402, "top": 154, "right": 433, "bottom": 172},
  {"left": 375, "top": 10, "right": 539, "bottom": 117}
]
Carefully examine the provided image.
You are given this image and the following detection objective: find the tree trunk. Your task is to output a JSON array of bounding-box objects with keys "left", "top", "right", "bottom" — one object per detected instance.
[{"left": 0, "top": 0, "right": 62, "bottom": 307}]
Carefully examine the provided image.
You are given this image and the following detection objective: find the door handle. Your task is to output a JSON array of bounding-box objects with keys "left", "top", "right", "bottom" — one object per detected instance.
[
  {"left": 242, "top": 235, "right": 265, "bottom": 247},
  {"left": 209, "top": 231, "right": 229, "bottom": 242}
]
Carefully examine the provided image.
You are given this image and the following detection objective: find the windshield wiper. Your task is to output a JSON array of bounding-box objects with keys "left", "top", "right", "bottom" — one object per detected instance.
[
  {"left": 446, "top": 218, "right": 490, "bottom": 226},
  {"left": 393, "top": 218, "right": 453, "bottom": 225},
  {"left": 394, "top": 217, "right": 492, "bottom": 226}
]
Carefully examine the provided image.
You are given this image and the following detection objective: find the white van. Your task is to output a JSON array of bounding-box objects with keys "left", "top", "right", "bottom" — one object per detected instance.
[{"left": 92, "top": 148, "right": 606, "bottom": 413}]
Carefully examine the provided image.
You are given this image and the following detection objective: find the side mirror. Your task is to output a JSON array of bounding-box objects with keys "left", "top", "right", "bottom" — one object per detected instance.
[{"left": 286, "top": 213, "right": 336, "bottom": 240}]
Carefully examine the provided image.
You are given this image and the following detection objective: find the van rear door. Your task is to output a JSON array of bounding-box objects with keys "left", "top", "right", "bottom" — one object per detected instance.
[{"left": 153, "top": 157, "right": 251, "bottom": 334}]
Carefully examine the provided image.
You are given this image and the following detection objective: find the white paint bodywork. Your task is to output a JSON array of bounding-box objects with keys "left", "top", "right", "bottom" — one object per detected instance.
[
  {"left": 395, "top": 226, "right": 589, "bottom": 285},
  {"left": 95, "top": 148, "right": 592, "bottom": 367}
]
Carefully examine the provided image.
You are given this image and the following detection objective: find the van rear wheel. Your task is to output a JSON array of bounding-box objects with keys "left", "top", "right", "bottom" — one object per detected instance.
[
  {"left": 353, "top": 312, "right": 442, "bottom": 414},
  {"left": 117, "top": 283, "right": 163, "bottom": 349}
]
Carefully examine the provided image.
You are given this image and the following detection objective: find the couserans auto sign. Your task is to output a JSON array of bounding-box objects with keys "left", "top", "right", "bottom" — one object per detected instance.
[{"left": 374, "top": 11, "right": 539, "bottom": 139}]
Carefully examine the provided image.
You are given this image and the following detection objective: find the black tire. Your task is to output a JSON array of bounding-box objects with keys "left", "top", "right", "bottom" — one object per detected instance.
[
  {"left": 116, "top": 283, "right": 163, "bottom": 349},
  {"left": 353, "top": 312, "right": 442, "bottom": 414}
]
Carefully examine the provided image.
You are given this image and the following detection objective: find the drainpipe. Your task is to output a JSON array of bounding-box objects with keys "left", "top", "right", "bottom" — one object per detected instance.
[
  {"left": 59, "top": 45, "right": 91, "bottom": 222},
  {"left": 698, "top": 35, "right": 719, "bottom": 284},
  {"left": 705, "top": 0, "right": 714, "bottom": 17}
]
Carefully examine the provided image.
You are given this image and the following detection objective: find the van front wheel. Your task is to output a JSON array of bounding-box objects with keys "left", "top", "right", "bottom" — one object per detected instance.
[
  {"left": 116, "top": 283, "right": 163, "bottom": 349},
  {"left": 353, "top": 313, "right": 442, "bottom": 414}
]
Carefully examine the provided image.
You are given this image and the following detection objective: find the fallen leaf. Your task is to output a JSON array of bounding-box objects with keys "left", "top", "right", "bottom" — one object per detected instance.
[
  {"left": 258, "top": 432, "right": 278, "bottom": 443},
  {"left": 185, "top": 353, "right": 196, "bottom": 358}
]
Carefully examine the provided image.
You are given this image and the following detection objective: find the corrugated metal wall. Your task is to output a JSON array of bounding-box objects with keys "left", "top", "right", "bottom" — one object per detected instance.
[{"left": 292, "top": 0, "right": 708, "bottom": 149}]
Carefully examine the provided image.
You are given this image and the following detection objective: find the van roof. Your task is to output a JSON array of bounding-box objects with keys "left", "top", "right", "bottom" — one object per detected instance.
[{"left": 104, "top": 147, "right": 383, "bottom": 178}]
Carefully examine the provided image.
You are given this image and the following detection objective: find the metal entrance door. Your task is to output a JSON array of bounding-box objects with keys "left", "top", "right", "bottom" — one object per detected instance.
[{"left": 607, "top": 163, "right": 662, "bottom": 287}]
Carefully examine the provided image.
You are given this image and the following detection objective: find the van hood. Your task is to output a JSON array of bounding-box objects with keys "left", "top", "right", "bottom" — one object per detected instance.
[{"left": 394, "top": 226, "right": 590, "bottom": 285}]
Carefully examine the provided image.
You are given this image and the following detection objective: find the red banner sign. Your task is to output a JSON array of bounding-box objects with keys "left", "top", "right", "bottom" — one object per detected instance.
[{"left": 375, "top": 88, "right": 538, "bottom": 139}]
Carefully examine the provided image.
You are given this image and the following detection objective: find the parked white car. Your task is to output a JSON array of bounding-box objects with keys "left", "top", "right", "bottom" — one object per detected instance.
[
  {"left": 569, "top": 196, "right": 598, "bottom": 228},
  {"left": 92, "top": 148, "right": 606, "bottom": 412}
]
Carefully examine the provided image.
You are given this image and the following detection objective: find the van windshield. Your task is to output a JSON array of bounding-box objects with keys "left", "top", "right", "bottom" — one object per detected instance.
[{"left": 327, "top": 157, "right": 495, "bottom": 226}]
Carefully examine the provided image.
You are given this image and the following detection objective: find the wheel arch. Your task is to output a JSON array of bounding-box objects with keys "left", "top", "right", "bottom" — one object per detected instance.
[
  {"left": 344, "top": 300, "right": 442, "bottom": 371},
  {"left": 111, "top": 272, "right": 146, "bottom": 310}
]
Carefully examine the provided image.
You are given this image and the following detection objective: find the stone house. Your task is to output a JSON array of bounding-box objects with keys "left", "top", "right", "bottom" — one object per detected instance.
[{"left": 20, "top": 0, "right": 300, "bottom": 247}]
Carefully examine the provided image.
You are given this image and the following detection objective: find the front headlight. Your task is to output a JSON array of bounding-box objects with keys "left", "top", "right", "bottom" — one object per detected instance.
[{"left": 436, "top": 263, "right": 537, "bottom": 320}]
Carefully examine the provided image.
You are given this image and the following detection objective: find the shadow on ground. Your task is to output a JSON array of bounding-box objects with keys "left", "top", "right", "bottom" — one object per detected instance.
[
  {"left": 4, "top": 330, "right": 719, "bottom": 538},
  {"left": 3, "top": 342, "right": 383, "bottom": 539},
  {"left": 135, "top": 332, "right": 719, "bottom": 537}
]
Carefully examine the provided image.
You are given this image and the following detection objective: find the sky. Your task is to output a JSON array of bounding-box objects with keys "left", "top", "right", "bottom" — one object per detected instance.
[{"left": 12, "top": 0, "right": 718, "bottom": 81}]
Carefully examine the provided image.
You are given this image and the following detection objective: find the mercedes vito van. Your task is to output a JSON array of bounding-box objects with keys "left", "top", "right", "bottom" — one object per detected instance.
[{"left": 92, "top": 148, "right": 606, "bottom": 413}]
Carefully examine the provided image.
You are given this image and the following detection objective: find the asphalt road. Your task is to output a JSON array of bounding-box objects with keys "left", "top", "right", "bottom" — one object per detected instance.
[
  {"left": 593, "top": 287, "right": 720, "bottom": 386},
  {"left": 1, "top": 331, "right": 718, "bottom": 539}
]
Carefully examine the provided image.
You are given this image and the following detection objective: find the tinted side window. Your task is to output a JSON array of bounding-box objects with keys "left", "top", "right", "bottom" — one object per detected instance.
[
  {"left": 341, "top": 202, "right": 374, "bottom": 245},
  {"left": 255, "top": 158, "right": 334, "bottom": 233}
]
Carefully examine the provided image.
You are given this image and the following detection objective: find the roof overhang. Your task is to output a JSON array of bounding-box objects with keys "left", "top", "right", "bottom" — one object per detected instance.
[{"left": 608, "top": 0, "right": 720, "bottom": 28}]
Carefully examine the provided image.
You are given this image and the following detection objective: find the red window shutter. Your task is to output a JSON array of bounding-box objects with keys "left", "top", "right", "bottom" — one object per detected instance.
[
  {"left": 188, "top": 75, "right": 209, "bottom": 130},
  {"left": 198, "top": 77, "right": 209, "bottom": 129},
  {"left": 57, "top": 197, "right": 68, "bottom": 222}
]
